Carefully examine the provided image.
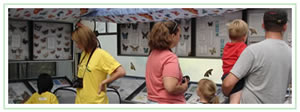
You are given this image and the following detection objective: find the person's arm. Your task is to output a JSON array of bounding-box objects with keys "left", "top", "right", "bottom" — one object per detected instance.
[
  {"left": 222, "top": 72, "right": 240, "bottom": 96},
  {"left": 163, "top": 76, "right": 189, "bottom": 95},
  {"left": 98, "top": 65, "right": 126, "bottom": 94}
]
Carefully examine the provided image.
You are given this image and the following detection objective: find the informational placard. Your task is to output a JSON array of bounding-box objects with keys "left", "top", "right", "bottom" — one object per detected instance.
[
  {"left": 195, "top": 11, "right": 242, "bottom": 58},
  {"left": 247, "top": 9, "right": 292, "bottom": 47},
  {"left": 33, "top": 21, "right": 72, "bottom": 60},
  {"left": 118, "top": 22, "right": 151, "bottom": 56},
  {"left": 9, "top": 20, "right": 30, "bottom": 60}
]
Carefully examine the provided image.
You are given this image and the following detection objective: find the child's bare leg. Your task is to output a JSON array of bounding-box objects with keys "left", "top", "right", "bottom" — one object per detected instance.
[{"left": 229, "top": 91, "right": 242, "bottom": 104}]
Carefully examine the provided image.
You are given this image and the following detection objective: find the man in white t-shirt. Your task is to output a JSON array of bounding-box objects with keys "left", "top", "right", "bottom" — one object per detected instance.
[{"left": 222, "top": 9, "right": 291, "bottom": 104}]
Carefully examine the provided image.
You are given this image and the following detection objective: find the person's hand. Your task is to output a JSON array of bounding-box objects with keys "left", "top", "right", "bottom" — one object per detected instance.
[
  {"left": 182, "top": 78, "right": 189, "bottom": 91},
  {"left": 98, "top": 82, "right": 105, "bottom": 94}
]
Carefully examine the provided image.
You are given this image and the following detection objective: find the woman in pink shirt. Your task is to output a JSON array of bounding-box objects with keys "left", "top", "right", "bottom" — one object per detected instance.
[{"left": 146, "top": 21, "right": 189, "bottom": 104}]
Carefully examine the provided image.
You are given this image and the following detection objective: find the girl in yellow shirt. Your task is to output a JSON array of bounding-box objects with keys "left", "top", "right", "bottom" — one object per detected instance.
[{"left": 25, "top": 74, "right": 58, "bottom": 104}]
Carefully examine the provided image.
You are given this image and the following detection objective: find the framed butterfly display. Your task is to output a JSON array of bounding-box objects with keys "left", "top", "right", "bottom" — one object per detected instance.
[
  {"left": 33, "top": 21, "right": 73, "bottom": 60},
  {"left": 9, "top": 20, "right": 30, "bottom": 60},
  {"left": 118, "top": 22, "right": 151, "bottom": 56},
  {"left": 171, "top": 18, "right": 193, "bottom": 56},
  {"left": 195, "top": 11, "right": 242, "bottom": 58}
]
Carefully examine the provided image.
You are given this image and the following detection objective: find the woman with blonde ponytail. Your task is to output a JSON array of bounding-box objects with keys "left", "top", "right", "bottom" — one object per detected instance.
[{"left": 197, "top": 78, "right": 219, "bottom": 104}]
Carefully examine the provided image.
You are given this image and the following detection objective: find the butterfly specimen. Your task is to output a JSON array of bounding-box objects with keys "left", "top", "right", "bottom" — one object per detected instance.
[
  {"left": 9, "top": 24, "right": 16, "bottom": 32},
  {"left": 34, "top": 34, "right": 40, "bottom": 39},
  {"left": 184, "top": 26, "right": 189, "bottom": 32},
  {"left": 50, "top": 50, "right": 55, "bottom": 54},
  {"left": 204, "top": 69, "right": 213, "bottom": 77},
  {"left": 65, "top": 42, "right": 70, "bottom": 46},
  {"left": 34, "top": 55, "right": 38, "bottom": 59},
  {"left": 122, "top": 32, "right": 128, "bottom": 39},
  {"left": 34, "top": 24, "right": 42, "bottom": 31},
  {"left": 185, "top": 19, "right": 191, "bottom": 24},
  {"left": 183, "top": 35, "right": 189, "bottom": 40},
  {"left": 58, "top": 27, "right": 64, "bottom": 31},
  {"left": 208, "top": 21, "right": 213, "bottom": 27},
  {"left": 11, "top": 49, "right": 17, "bottom": 53},
  {"left": 51, "top": 29, "right": 56, "bottom": 33},
  {"left": 130, "top": 62, "right": 136, "bottom": 71},
  {"left": 249, "top": 28, "right": 257, "bottom": 35},
  {"left": 143, "top": 48, "right": 149, "bottom": 53},
  {"left": 19, "top": 26, "right": 27, "bottom": 32},
  {"left": 57, "top": 48, "right": 62, "bottom": 51},
  {"left": 165, "top": 14, "right": 171, "bottom": 18},
  {"left": 41, "top": 38, "right": 46, "bottom": 43},
  {"left": 57, "top": 33, "right": 62, "bottom": 38},
  {"left": 16, "top": 55, "right": 21, "bottom": 59},
  {"left": 22, "top": 38, "right": 28, "bottom": 44},
  {"left": 64, "top": 48, "right": 70, "bottom": 52},
  {"left": 57, "top": 11, "right": 64, "bottom": 17},
  {"left": 132, "top": 23, "right": 138, "bottom": 30},
  {"left": 34, "top": 43, "right": 39, "bottom": 47},
  {"left": 122, "top": 44, "right": 128, "bottom": 51},
  {"left": 42, "top": 29, "right": 49, "bottom": 35},
  {"left": 43, "top": 53, "right": 49, "bottom": 58},
  {"left": 142, "top": 31, "right": 148, "bottom": 39},
  {"left": 55, "top": 55, "right": 60, "bottom": 59},
  {"left": 39, "top": 11, "right": 48, "bottom": 15},
  {"left": 57, "top": 40, "right": 61, "bottom": 45},
  {"left": 130, "top": 45, "right": 139, "bottom": 51},
  {"left": 17, "top": 48, "right": 23, "bottom": 53},
  {"left": 209, "top": 47, "right": 216, "bottom": 55},
  {"left": 36, "top": 50, "right": 41, "bottom": 54}
]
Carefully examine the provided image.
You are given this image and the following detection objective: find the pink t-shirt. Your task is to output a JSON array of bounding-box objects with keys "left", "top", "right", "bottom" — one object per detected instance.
[{"left": 145, "top": 49, "right": 185, "bottom": 104}]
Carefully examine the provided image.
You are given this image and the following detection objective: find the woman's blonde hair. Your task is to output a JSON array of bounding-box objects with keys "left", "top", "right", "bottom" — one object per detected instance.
[
  {"left": 198, "top": 78, "right": 219, "bottom": 104},
  {"left": 72, "top": 25, "right": 98, "bottom": 53},
  {"left": 148, "top": 21, "right": 179, "bottom": 50},
  {"left": 227, "top": 19, "right": 249, "bottom": 41}
]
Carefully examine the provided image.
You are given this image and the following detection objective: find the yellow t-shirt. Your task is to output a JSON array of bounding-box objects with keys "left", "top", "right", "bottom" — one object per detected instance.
[
  {"left": 25, "top": 91, "right": 58, "bottom": 104},
  {"left": 75, "top": 48, "right": 121, "bottom": 104}
]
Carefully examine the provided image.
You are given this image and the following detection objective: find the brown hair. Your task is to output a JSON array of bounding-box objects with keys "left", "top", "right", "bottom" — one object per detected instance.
[
  {"left": 72, "top": 25, "right": 98, "bottom": 53},
  {"left": 148, "top": 21, "right": 179, "bottom": 50},
  {"left": 227, "top": 19, "right": 249, "bottom": 41},
  {"left": 197, "top": 78, "right": 219, "bottom": 104}
]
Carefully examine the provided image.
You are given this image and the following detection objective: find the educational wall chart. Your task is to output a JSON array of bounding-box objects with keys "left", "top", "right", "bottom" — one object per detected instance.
[
  {"left": 247, "top": 9, "right": 292, "bottom": 47},
  {"left": 33, "top": 22, "right": 72, "bottom": 60},
  {"left": 119, "top": 22, "right": 151, "bottom": 55},
  {"left": 196, "top": 11, "right": 242, "bottom": 58},
  {"left": 171, "top": 18, "right": 192, "bottom": 56},
  {"left": 9, "top": 20, "right": 30, "bottom": 60}
]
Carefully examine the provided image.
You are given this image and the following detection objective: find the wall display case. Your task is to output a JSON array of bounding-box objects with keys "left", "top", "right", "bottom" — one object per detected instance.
[
  {"left": 9, "top": 20, "right": 30, "bottom": 60},
  {"left": 195, "top": 11, "right": 242, "bottom": 58},
  {"left": 33, "top": 21, "right": 73, "bottom": 60},
  {"left": 118, "top": 22, "right": 151, "bottom": 56},
  {"left": 247, "top": 9, "right": 292, "bottom": 46}
]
